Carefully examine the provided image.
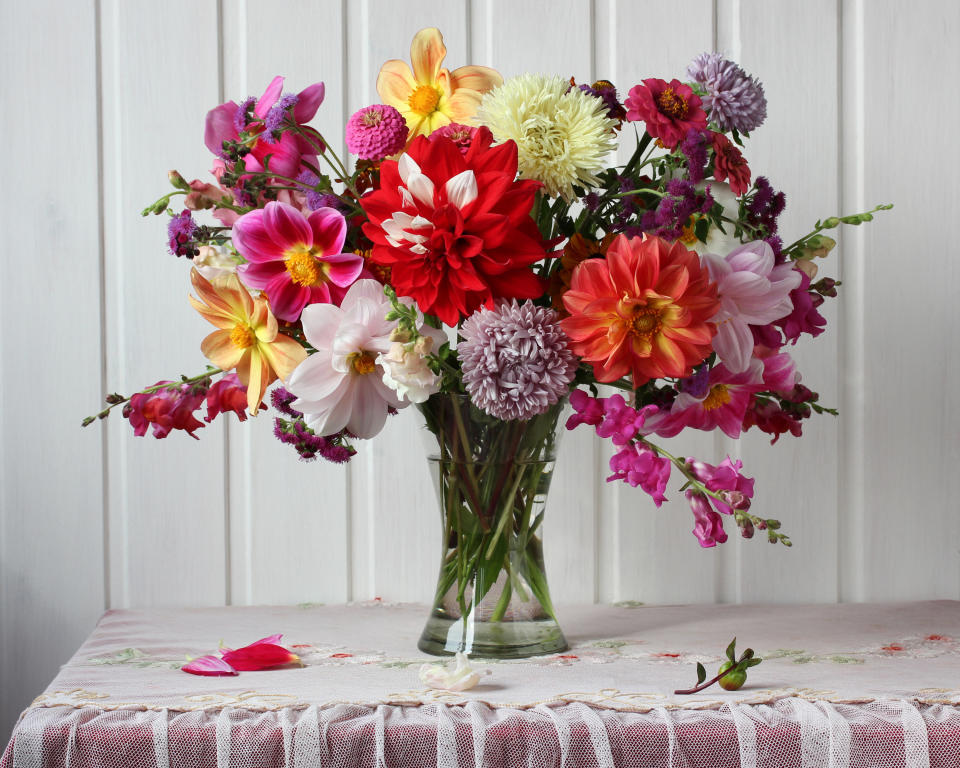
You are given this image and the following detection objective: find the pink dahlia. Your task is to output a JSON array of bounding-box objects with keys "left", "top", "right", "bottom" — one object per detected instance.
[
  {"left": 701, "top": 240, "right": 801, "bottom": 374},
  {"left": 458, "top": 301, "right": 577, "bottom": 421},
  {"left": 644, "top": 360, "right": 764, "bottom": 439},
  {"left": 232, "top": 201, "right": 364, "bottom": 322},
  {"left": 624, "top": 78, "right": 707, "bottom": 149},
  {"left": 345, "top": 104, "right": 408, "bottom": 160}
]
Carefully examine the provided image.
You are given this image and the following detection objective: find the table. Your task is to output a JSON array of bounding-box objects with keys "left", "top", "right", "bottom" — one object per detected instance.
[{"left": 3, "top": 601, "right": 960, "bottom": 767}]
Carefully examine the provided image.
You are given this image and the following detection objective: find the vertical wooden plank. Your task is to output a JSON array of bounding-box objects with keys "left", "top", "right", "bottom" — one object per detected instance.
[
  {"left": 101, "top": 0, "right": 227, "bottom": 606},
  {"left": 221, "top": 0, "right": 351, "bottom": 606},
  {"left": 853, "top": 0, "right": 960, "bottom": 599},
  {"left": 722, "top": 1, "right": 842, "bottom": 603},
  {"left": 346, "top": 0, "right": 471, "bottom": 601},
  {"left": 594, "top": 0, "right": 722, "bottom": 605},
  {"left": 0, "top": 0, "right": 106, "bottom": 745},
  {"left": 470, "top": 0, "right": 599, "bottom": 603}
]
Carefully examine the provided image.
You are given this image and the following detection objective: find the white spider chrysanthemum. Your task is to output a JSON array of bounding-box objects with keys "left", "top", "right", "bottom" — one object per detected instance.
[{"left": 477, "top": 74, "right": 616, "bottom": 201}]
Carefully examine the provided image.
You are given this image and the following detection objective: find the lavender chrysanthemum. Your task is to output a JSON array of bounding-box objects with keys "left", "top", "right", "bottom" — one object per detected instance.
[
  {"left": 458, "top": 301, "right": 577, "bottom": 421},
  {"left": 687, "top": 53, "right": 767, "bottom": 134}
]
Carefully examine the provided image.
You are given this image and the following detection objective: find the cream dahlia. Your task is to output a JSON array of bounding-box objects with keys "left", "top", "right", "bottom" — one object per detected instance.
[{"left": 477, "top": 74, "right": 617, "bottom": 201}]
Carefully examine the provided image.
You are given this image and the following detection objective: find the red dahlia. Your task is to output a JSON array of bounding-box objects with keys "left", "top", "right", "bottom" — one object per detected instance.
[{"left": 360, "top": 127, "right": 546, "bottom": 325}]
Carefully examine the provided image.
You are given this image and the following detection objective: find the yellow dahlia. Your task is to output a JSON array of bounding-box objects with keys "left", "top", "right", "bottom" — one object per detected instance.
[
  {"left": 376, "top": 28, "right": 502, "bottom": 143},
  {"left": 477, "top": 74, "right": 617, "bottom": 201}
]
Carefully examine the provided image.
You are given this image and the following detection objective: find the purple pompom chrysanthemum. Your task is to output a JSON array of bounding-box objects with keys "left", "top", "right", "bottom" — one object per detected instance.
[
  {"left": 687, "top": 53, "right": 767, "bottom": 134},
  {"left": 458, "top": 301, "right": 577, "bottom": 421}
]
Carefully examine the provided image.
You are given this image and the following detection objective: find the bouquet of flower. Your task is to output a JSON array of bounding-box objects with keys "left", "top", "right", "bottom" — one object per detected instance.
[{"left": 86, "top": 28, "right": 887, "bottom": 655}]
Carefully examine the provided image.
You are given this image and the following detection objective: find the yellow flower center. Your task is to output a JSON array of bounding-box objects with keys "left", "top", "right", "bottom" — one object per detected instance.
[
  {"left": 408, "top": 84, "right": 440, "bottom": 115},
  {"left": 702, "top": 384, "right": 732, "bottom": 411},
  {"left": 656, "top": 87, "right": 689, "bottom": 119},
  {"left": 230, "top": 322, "right": 256, "bottom": 349},
  {"left": 349, "top": 351, "right": 377, "bottom": 376},
  {"left": 284, "top": 245, "right": 327, "bottom": 287},
  {"left": 679, "top": 219, "right": 699, "bottom": 245},
  {"left": 629, "top": 307, "right": 663, "bottom": 340},
  {"left": 361, "top": 109, "right": 384, "bottom": 127}
]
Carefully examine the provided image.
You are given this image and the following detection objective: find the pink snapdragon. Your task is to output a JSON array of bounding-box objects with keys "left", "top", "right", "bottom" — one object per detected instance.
[
  {"left": 123, "top": 381, "right": 207, "bottom": 439},
  {"left": 686, "top": 491, "right": 728, "bottom": 548},
  {"left": 232, "top": 201, "right": 365, "bottom": 322},
  {"left": 687, "top": 457, "right": 755, "bottom": 516},
  {"left": 700, "top": 241, "right": 801, "bottom": 373},
  {"left": 609, "top": 444, "right": 671, "bottom": 506}
]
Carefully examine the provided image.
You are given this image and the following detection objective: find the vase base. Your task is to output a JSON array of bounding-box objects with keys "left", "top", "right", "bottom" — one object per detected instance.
[{"left": 418, "top": 612, "right": 568, "bottom": 659}]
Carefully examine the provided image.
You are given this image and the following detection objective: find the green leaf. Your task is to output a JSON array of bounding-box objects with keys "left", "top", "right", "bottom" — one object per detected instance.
[
  {"left": 696, "top": 662, "right": 706, "bottom": 685},
  {"left": 746, "top": 658, "right": 763, "bottom": 668},
  {"left": 726, "top": 637, "right": 737, "bottom": 662}
]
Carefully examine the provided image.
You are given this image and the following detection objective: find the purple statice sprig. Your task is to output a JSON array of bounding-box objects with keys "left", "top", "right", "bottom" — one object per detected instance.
[
  {"left": 167, "top": 210, "right": 199, "bottom": 257},
  {"left": 640, "top": 179, "right": 714, "bottom": 241},
  {"left": 270, "top": 387, "right": 356, "bottom": 463}
]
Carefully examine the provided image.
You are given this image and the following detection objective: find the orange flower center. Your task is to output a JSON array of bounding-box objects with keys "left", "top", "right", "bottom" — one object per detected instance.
[
  {"left": 408, "top": 84, "right": 440, "bottom": 115},
  {"left": 702, "top": 384, "right": 732, "bottom": 411},
  {"left": 284, "top": 246, "right": 326, "bottom": 287},
  {"left": 629, "top": 307, "right": 664, "bottom": 340},
  {"left": 349, "top": 351, "right": 377, "bottom": 376},
  {"left": 656, "top": 87, "right": 689, "bottom": 119},
  {"left": 230, "top": 323, "right": 256, "bottom": 349},
  {"left": 679, "top": 220, "right": 699, "bottom": 245}
]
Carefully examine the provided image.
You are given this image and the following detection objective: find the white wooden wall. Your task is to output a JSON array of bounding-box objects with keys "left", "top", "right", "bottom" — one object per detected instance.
[{"left": 2, "top": 0, "right": 958, "bottom": 746}]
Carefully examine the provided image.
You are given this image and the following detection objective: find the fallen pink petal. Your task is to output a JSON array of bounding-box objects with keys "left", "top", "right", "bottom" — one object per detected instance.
[
  {"left": 220, "top": 635, "right": 300, "bottom": 671},
  {"left": 181, "top": 655, "right": 238, "bottom": 677}
]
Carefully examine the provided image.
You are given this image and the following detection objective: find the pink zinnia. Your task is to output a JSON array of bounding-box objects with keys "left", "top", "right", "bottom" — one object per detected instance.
[
  {"left": 232, "top": 201, "right": 364, "bottom": 322},
  {"left": 644, "top": 360, "right": 764, "bottom": 439},
  {"left": 345, "top": 104, "right": 408, "bottom": 160},
  {"left": 701, "top": 240, "right": 801, "bottom": 374},
  {"left": 430, "top": 123, "right": 477, "bottom": 155},
  {"left": 624, "top": 78, "right": 708, "bottom": 149}
]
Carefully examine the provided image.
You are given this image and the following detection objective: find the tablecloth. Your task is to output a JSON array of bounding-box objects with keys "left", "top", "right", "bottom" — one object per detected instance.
[{"left": 4, "top": 601, "right": 960, "bottom": 767}]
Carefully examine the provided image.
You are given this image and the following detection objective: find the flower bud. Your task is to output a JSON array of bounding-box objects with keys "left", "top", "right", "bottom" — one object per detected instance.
[
  {"left": 739, "top": 519, "right": 755, "bottom": 538},
  {"left": 168, "top": 170, "right": 191, "bottom": 190},
  {"left": 723, "top": 490, "right": 751, "bottom": 510},
  {"left": 822, "top": 217, "right": 840, "bottom": 228}
]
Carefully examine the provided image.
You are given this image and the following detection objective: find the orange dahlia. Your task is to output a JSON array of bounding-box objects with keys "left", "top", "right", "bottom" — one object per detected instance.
[{"left": 559, "top": 234, "right": 720, "bottom": 386}]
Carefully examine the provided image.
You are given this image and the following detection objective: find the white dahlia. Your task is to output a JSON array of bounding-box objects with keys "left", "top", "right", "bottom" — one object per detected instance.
[{"left": 477, "top": 74, "right": 616, "bottom": 201}]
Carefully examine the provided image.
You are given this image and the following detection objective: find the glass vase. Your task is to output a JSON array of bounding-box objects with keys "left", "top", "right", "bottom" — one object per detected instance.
[{"left": 416, "top": 394, "right": 568, "bottom": 659}]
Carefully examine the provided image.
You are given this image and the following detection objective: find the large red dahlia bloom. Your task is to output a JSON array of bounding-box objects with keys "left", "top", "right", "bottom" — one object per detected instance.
[{"left": 360, "top": 127, "right": 546, "bottom": 325}]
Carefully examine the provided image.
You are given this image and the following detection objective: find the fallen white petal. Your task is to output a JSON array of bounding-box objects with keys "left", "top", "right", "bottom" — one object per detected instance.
[{"left": 419, "top": 652, "right": 490, "bottom": 692}]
